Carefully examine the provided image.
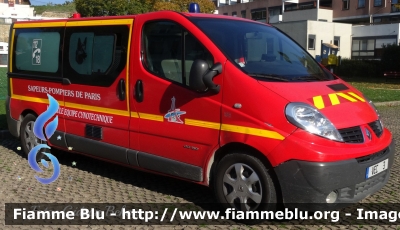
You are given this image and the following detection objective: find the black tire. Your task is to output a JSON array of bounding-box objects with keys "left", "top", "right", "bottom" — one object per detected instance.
[
  {"left": 214, "top": 153, "right": 277, "bottom": 224},
  {"left": 20, "top": 114, "right": 46, "bottom": 162}
]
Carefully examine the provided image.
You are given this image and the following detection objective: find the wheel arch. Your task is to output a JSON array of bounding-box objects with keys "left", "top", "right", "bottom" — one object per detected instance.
[
  {"left": 13, "top": 109, "right": 39, "bottom": 138},
  {"left": 205, "top": 142, "right": 282, "bottom": 197}
]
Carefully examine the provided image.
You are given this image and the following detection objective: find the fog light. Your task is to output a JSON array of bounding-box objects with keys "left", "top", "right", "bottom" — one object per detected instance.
[{"left": 326, "top": 191, "right": 338, "bottom": 203}]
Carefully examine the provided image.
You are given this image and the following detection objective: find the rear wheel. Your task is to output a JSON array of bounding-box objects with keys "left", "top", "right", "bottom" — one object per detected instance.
[
  {"left": 214, "top": 153, "right": 277, "bottom": 224},
  {"left": 20, "top": 114, "right": 46, "bottom": 161}
]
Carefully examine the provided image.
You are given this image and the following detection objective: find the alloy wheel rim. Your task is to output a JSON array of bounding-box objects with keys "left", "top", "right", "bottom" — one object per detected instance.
[
  {"left": 24, "top": 121, "right": 41, "bottom": 151},
  {"left": 222, "top": 163, "right": 263, "bottom": 211}
]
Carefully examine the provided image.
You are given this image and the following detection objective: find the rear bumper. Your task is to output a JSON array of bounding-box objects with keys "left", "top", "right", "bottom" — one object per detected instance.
[
  {"left": 274, "top": 139, "right": 395, "bottom": 210},
  {"left": 6, "top": 96, "right": 20, "bottom": 138}
]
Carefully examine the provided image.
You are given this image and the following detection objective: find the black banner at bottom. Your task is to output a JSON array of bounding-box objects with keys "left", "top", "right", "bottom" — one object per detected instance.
[{"left": 5, "top": 203, "right": 400, "bottom": 225}]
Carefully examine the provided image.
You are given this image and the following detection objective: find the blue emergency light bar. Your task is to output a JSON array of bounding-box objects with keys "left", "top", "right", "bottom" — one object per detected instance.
[{"left": 189, "top": 3, "right": 200, "bottom": 13}]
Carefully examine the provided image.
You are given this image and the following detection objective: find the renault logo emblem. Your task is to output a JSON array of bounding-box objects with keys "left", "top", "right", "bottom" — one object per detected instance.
[{"left": 365, "top": 128, "right": 372, "bottom": 140}]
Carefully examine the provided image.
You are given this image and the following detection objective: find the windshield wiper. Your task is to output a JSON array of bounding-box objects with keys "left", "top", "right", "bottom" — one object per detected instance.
[
  {"left": 247, "top": 73, "right": 289, "bottom": 82},
  {"left": 290, "top": 75, "right": 325, "bottom": 81}
]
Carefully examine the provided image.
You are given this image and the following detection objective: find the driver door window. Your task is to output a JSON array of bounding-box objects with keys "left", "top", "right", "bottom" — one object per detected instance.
[{"left": 142, "top": 21, "right": 213, "bottom": 86}]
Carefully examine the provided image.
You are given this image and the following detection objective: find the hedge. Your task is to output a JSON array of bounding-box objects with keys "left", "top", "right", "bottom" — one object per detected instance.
[{"left": 334, "top": 59, "right": 383, "bottom": 78}]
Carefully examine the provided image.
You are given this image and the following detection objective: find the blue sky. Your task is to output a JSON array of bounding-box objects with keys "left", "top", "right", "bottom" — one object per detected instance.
[{"left": 30, "top": 0, "right": 68, "bottom": 6}]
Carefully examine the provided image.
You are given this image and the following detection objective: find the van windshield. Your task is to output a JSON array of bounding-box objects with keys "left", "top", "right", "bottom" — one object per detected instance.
[{"left": 190, "top": 18, "right": 336, "bottom": 82}]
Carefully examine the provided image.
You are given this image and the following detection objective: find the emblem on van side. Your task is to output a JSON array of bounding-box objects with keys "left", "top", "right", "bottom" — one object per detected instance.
[
  {"left": 164, "top": 97, "right": 186, "bottom": 124},
  {"left": 28, "top": 94, "right": 61, "bottom": 184},
  {"left": 32, "top": 39, "right": 42, "bottom": 65}
]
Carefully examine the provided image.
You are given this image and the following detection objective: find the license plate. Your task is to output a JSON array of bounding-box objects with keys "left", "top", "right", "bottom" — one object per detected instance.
[{"left": 366, "top": 159, "right": 389, "bottom": 179}]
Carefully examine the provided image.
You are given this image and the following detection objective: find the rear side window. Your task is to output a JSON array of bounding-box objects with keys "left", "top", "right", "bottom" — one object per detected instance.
[
  {"left": 64, "top": 25, "right": 129, "bottom": 87},
  {"left": 12, "top": 28, "right": 63, "bottom": 76}
]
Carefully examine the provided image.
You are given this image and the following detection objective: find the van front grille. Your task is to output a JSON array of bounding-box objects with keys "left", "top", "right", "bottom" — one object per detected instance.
[
  {"left": 339, "top": 126, "right": 364, "bottom": 143},
  {"left": 368, "top": 120, "right": 383, "bottom": 138}
]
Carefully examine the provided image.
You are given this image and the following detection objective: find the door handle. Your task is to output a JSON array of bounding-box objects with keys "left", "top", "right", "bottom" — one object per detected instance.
[
  {"left": 118, "top": 79, "right": 126, "bottom": 101},
  {"left": 135, "top": 80, "right": 143, "bottom": 102}
]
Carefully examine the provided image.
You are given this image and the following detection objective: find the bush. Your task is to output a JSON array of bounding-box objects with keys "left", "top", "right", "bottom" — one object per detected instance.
[
  {"left": 381, "top": 43, "right": 400, "bottom": 72},
  {"left": 335, "top": 58, "right": 382, "bottom": 78}
]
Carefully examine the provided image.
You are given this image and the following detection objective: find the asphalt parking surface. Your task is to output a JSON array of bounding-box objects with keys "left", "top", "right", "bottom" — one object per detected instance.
[{"left": 0, "top": 105, "right": 400, "bottom": 229}]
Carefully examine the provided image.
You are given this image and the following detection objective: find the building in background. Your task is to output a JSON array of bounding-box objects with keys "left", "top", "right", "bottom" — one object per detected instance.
[
  {"left": 0, "top": 0, "right": 34, "bottom": 19},
  {"left": 0, "top": 0, "right": 68, "bottom": 65},
  {"left": 0, "top": 41, "right": 7, "bottom": 67},
  {"left": 217, "top": 0, "right": 400, "bottom": 60}
]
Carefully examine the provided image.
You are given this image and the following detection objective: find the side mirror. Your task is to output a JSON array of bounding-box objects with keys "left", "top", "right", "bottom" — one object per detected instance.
[{"left": 189, "top": 59, "right": 222, "bottom": 93}]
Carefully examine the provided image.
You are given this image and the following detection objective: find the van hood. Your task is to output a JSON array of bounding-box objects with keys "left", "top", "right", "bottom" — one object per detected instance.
[{"left": 258, "top": 79, "right": 379, "bottom": 129}]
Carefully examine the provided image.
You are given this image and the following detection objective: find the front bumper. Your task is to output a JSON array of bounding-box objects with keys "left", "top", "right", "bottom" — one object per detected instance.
[{"left": 274, "top": 139, "right": 395, "bottom": 210}]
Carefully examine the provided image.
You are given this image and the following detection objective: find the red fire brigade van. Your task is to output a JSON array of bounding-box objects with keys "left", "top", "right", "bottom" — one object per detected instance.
[{"left": 6, "top": 6, "right": 394, "bottom": 217}]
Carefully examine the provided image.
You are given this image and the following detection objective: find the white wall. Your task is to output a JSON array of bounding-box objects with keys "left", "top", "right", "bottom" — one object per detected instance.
[
  {"left": 0, "top": 42, "right": 8, "bottom": 51},
  {"left": 307, "top": 21, "right": 351, "bottom": 58},
  {"left": 0, "top": 3, "right": 34, "bottom": 18},
  {"left": 352, "top": 23, "right": 400, "bottom": 44},
  {"left": 282, "top": 8, "right": 333, "bottom": 23},
  {"left": 273, "top": 20, "right": 352, "bottom": 59},
  {"left": 317, "top": 9, "right": 333, "bottom": 22},
  {"left": 283, "top": 9, "right": 318, "bottom": 22}
]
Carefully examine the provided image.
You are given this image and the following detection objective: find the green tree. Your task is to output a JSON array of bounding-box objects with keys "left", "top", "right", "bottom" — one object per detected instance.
[
  {"left": 152, "top": 0, "right": 215, "bottom": 13},
  {"left": 74, "top": 0, "right": 148, "bottom": 16},
  {"left": 74, "top": 0, "right": 215, "bottom": 16}
]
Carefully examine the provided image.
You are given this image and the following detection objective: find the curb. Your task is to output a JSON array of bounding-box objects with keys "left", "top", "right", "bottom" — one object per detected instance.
[{"left": 375, "top": 101, "right": 400, "bottom": 107}]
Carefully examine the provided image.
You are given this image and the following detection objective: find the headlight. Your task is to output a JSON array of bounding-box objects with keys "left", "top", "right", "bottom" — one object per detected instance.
[{"left": 286, "top": 103, "right": 343, "bottom": 142}]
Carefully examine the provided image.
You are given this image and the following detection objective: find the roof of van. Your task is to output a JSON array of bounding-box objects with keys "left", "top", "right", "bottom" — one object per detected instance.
[{"left": 12, "top": 11, "right": 267, "bottom": 25}]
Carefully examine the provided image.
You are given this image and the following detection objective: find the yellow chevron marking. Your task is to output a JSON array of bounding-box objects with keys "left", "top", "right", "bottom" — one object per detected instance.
[
  {"left": 328, "top": 93, "right": 340, "bottom": 105},
  {"left": 313, "top": 96, "right": 325, "bottom": 109},
  {"left": 348, "top": 92, "right": 365, "bottom": 102},
  {"left": 337, "top": 92, "right": 358, "bottom": 102}
]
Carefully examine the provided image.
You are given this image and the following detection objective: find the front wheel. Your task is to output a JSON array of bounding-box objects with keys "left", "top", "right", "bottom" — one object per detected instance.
[{"left": 214, "top": 153, "right": 277, "bottom": 224}]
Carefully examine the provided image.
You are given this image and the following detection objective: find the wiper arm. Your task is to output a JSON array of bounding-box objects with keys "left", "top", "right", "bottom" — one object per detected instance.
[
  {"left": 247, "top": 73, "right": 289, "bottom": 82},
  {"left": 291, "top": 75, "right": 325, "bottom": 81}
]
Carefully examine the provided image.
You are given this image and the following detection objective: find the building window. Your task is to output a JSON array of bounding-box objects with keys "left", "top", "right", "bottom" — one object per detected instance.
[
  {"left": 308, "top": 34, "right": 316, "bottom": 50},
  {"left": 352, "top": 38, "right": 375, "bottom": 58},
  {"left": 373, "top": 18, "right": 382, "bottom": 23},
  {"left": 0, "top": 54, "right": 7, "bottom": 66},
  {"left": 358, "top": 0, "right": 365, "bottom": 8},
  {"left": 374, "top": 0, "right": 382, "bottom": 6},
  {"left": 251, "top": 8, "right": 267, "bottom": 21},
  {"left": 241, "top": 10, "right": 246, "bottom": 18},
  {"left": 343, "top": 0, "right": 350, "bottom": 10},
  {"left": 392, "top": 0, "right": 400, "bottom": 13},
  {"left": 334, "top": 36, "right": 340, "bottom": 50},
  {"left": 232, "top": 11, "right": 237, "bottom": 17},
  {"left": 223, "top": 13, "right": 228, "bottom": 15}
]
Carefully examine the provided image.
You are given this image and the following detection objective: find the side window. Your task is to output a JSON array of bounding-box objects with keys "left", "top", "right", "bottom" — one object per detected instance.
[
  {"left": 13, "top": 28, "right": 63, "bottom": 76},
  {"left": 64, "top": 25, "right": 129, "bottom": 87},
  {"left": 142, "top": 21, "right": 213, "bottom": 86}
]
